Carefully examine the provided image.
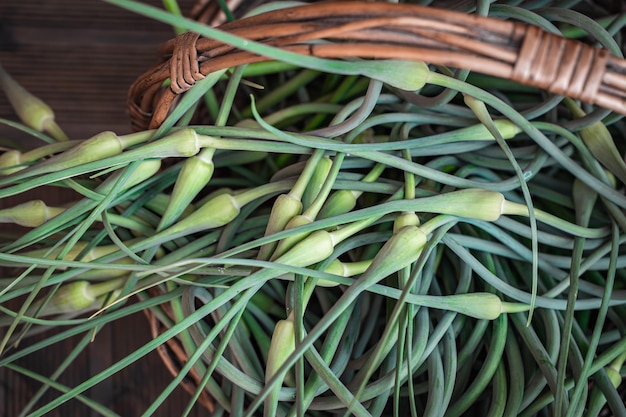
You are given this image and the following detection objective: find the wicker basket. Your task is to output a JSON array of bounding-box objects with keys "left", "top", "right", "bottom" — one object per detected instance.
[
  {"left": 137, "top": 1, "right": 626, "bottom": 413},
  {"left": 129, "top": 1, "right": 626, "bottom": 131}
]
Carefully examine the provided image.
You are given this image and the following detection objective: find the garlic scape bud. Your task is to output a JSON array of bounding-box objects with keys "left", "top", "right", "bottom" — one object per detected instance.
[
  {"left": 96, "top": 159, "right": 162, "bottom": 195},
  {"left": 568, "top": 101, "right": 626, "bottom": 186},
  {"left": 28, "top": 279, "right": 124, "bottom": 318},
  {"left": 270, "top": 214, "right": 314, "bottom": 261},
  {"left": 393, "top": 211, "right": 420, "bottom": 233},
  {"left": 302, "top": 156, "right": 332, "bottom": 209},
  {"left": 159, "top": 192, "right": 242, "bottom": 239},
  {"left": 273, "top": 229, "right": 337, "bottom": 269},
  {"left": 586, "top": 352, "right": 626, "bottom": 416},
  {"left": 14, "top": 131, "right": 125, "bottom": 178},
  {"left": 0, "top": 200, "right": 64, "bottom": 227},
  {"left": 5, "top": 128, "right": 195, "bottom": 182},
  {"left": 0, "top": 141, "right": 78, "bottom": 175},
  {"left": 316, "top": 258, "right": 372, "bottom": 287},
  {"left": 405, "top": 188, "right": 506, "bottom": 222},
  {"left": 159, "top": 148, "right": 215, "bottom": 230},
  {"left": 0, "top": 64, "right": 69, "bottom": 141},
  {"left": 264, "top": 312, "right": 296, "bottom": 417},
  {"left": 358, "top": 60, "right": 431, "bottom": 91},
  {"left": 256, "top": 193, "right": 303, "bottom": 262},
  {"left": 318, "top": 189, "right": 361, "bottom": 219},
  {"left": 156, "top": 180, "right": 293, "bottom": 242}
]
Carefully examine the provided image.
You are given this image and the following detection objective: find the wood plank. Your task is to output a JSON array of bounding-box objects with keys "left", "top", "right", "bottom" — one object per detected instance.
[{"left": 0, "top": 1, "right": 210, "bottom": 415}]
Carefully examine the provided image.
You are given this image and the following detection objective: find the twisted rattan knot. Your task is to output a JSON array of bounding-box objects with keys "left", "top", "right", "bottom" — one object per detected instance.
[
  {"left": 169, "top": 31, "right": 205, "bottom": 94},
  {"left": 513, "top": 25, "right": 610, "bottom": 104}
]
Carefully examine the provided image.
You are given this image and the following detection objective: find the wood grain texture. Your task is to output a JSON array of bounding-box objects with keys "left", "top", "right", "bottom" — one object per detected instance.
[
  {"left": 0, "top": 1, "right": 207, "bottom": 415},
  {"left": 0, "top": 0, "right": 197, "bottom": 139}
]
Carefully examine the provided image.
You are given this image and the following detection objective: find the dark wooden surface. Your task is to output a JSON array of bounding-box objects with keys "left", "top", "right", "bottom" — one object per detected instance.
[{"left": 0, "top": 1, "right": 208, "bottom": 416}]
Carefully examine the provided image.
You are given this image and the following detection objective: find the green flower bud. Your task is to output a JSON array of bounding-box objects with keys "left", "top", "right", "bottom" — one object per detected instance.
[
  {"left": 318, "top": 189, "right": 360, "bottom": 219},
  {"left": 264, "top": 313, "right": 296, "bottom": 417},
  {"left": 569, "top": 101, "right": 626, "bottom": 185},
  {"left": 0, "top": 150, "right": 23, "bottom": 175},
  {"left": 405, "top": 293, "right": 529, "bottom": 319},
  {"left": 302, "top": 156, "right": 332, "bottom": 209},
  {"left": 53, "top": 281, "right": 99, "bottom": 312},
  {"left": 0, "top": 141, "right": 77, "bottom": 175},
  {"left": 37, "top": 278, "right": 124, "bottom": 316},
  {"left": 432, "top": 293, "right": 503, "bottom": 320},
  {"left": 407, "top": 188, "right": 506, "bottom": 221},
  {"left": 161, "top": 192, "right": 241, "bottom": 239},
  {"left": 0, "top": 64, "right": 68, "bottom": 141},
  {"left": 266, "top": 314, "right": 296, "bottom": 383},
  {"left": 257, "top": 193, "right": 303, "bottom": 261},
  {"left": 0, "top": 200, "right": 64, "bottom": 227},
  {"left": 317, "top": 259, "right": 372, "bottom": 287},
  {"left": 393, "top": 212, "right": 420, "bottom": 233},
  {"left": 322, "top": 259, "right": 348, "bottom": 278},
  {"left": 359, "top": 60, "right": 430, "bottom": 91},
  {"left": 357, "top": 226, "right": 428, "bottom": 287},
  {"left": 159, "top": 150, "right": 215, "bottom": 230},
  {"left": 126, "top": 128, "right": 200, "bottom": 159},
  {"left": 25, "top": 131, "right": 124, "bottom": 176},
  {"left": 452, "top": 119, "right": 521, "bottom": 141},
  {"left": 270, "top": 214, "right": 313, "bottom": 261},
  {"left": 274, "top": 229, "right": 336, "bottom": 268},
  {"left": 96, "top": 159, "right": 162, "bottom": 195}
]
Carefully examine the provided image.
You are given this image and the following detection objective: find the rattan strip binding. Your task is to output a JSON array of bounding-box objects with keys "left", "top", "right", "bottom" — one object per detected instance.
[{"left": 129, "top": 1, "right": 626, "bottom": 130}]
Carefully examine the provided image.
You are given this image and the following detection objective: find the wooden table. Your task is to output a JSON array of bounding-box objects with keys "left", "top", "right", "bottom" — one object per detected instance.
[{"left": 0, "top": 1, "right": 208, "bottom": 415}]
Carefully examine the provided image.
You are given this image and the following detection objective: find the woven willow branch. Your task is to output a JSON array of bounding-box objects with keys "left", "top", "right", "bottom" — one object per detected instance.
[{"left": 128, "top": 2, "right": 626, "bottom": 130}]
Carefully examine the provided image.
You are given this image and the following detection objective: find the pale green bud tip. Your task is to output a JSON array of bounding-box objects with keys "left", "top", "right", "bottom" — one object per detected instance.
[
  {"left": 277, "top": 230, "right": 335, "bottom": 268},
  {"left": 54, "top": 281, "right": 96, "bottom": 312},
  {"left": 42, "top": 131, "right": 123, "bottom": 173},
  {"left": 271, "top": 194, "right": 303, "bottom": 227},
  {"left": 258, "top": 194, "right": 303, "bottom": 260},
  {"left": 605, "top": 366, "right": 622, "bottom": 387},
  {"left": 51, "top": 279, "right": 123, "bottom": 313},
  {"left": 366, "top": 225, "right": 428, "bottom": 276},
  {"left": 270, "top": 213, "right": 314, "bottom": 260},
  {"left": 318, "top": 259, "right": 372, "bottom": 286},
  {"left": 569, "top": 101, "right": 626, "bottom": 185},
  {"left": 97, "top": 159, "right": 162, "bottom": 195},
  {"left": 0, "top": 150, "right": 24, "bottom": 174},
  {"left": 166, "top": 192, "right": 241, "bottom": 237},
  {"left": 443, "top": 293, "right": 503, "bottom": 320},
  {"left": 393, "top": 212, "right": 420, "bottom": 233},
  {"left": 160, "top": 128, "right": 201, "bottom": 157},
  {"left": 265, "top": 316, "right": 296, "bottom": 382},
  {"left": 323, "top": 259, "right": 346, "bottom": 277},
  {"left": 360, "top": 60, "right": 430, "bottom": 91},
  {"left": 0, "top": 65, "right": 56, "bottom": 132},
  {"left": 160, "top": 155, "right": 214, "bottom": 229},
  {"left": 457, "top": 189, "right": 506, "bottom": 221},
  {"left": 492, "top": 120, "right": 522, "bottom": 139},
  {"left": 418, "top": 189, "right": 505, "bottom": 222},
  {"left": 318, "top": 259, "right": 345, "bottom": 287},
  {"left": 319, "top": 189, "right": 359, "bottom": 219},
  {"left": 0, "top": 200, "right": 63, "bottom": 227}
]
